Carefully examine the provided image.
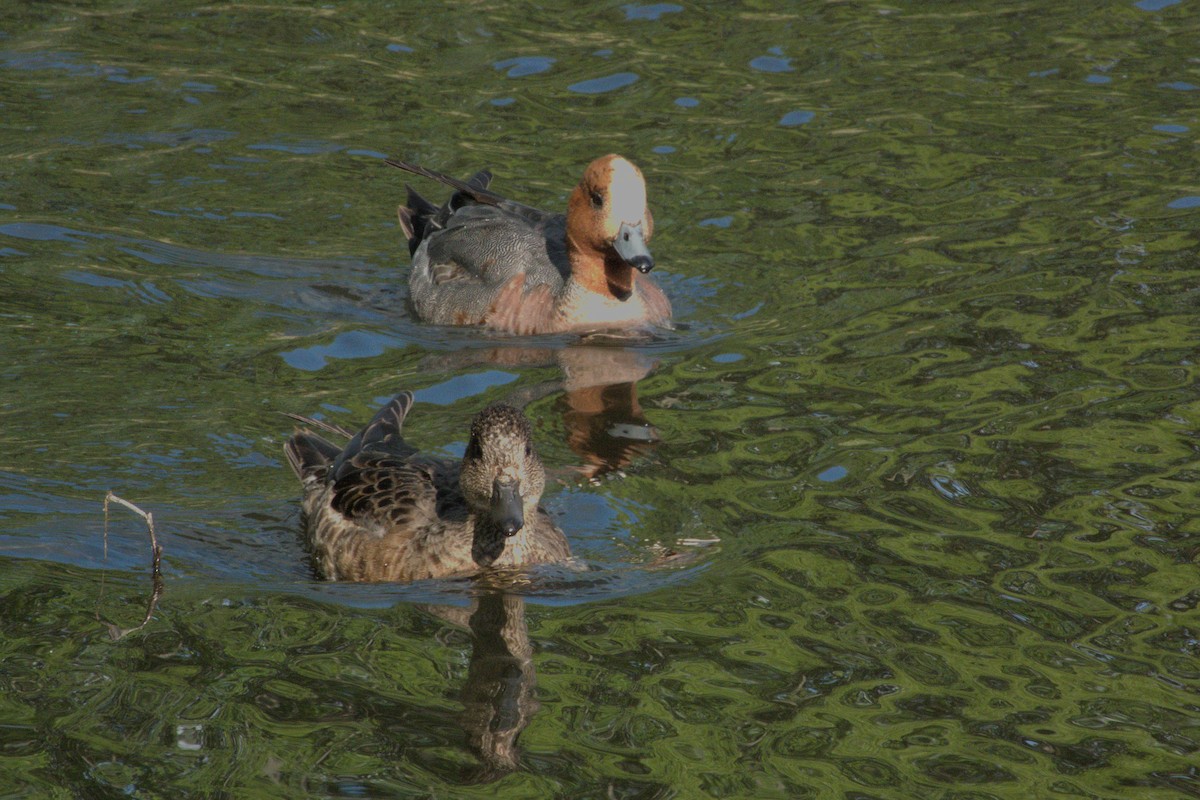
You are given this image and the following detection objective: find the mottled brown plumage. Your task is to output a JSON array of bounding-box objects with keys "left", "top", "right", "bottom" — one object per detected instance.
[{"left": 284, "top": 392, "right": 571, "bottom": 582}]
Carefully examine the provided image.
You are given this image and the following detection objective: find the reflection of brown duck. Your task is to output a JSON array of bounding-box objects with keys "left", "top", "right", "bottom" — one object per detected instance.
[
  {"left": 420, "top": 592, "right": 538, "bottom": 780},
  {"left": 418, "top": 343, "right": 660, "bottom": 480},
  {"left": 459, "top": 593, "right": 537, "bottom": 777},
  {"left": 284, "top": 392, "right": 570, "bottom": 581}
]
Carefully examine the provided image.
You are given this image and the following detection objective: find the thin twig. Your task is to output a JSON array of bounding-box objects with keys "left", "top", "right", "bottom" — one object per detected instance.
[{"left": 100, "top": 491, "right": 165, "bottom": 640}]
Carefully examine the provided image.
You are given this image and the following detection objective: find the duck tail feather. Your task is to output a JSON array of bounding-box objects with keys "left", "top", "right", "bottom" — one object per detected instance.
[
  {"left": 327, "top": 392, "right": 416, "bottom": 481},
  {"left": 396, "top": 205, "right": 416, "bottom": 245},
  {"left": 285, "top": 431, "right": 342, "bottom": 483},
  {"left": 359, "top": 391, "right": 415, "bottom": 449},
  {"left": 397, "top": 184, "right": 438, "bottom": 253}
]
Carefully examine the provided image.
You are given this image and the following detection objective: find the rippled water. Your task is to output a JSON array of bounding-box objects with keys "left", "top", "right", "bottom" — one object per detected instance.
[{"left": 2, "top": 1, "right": 1199, "bottom": 797}]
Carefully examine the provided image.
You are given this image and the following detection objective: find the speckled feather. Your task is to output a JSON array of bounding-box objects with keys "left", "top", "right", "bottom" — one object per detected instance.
[{"left": 285, "top": 393, "right": 571, "bottom": 582}]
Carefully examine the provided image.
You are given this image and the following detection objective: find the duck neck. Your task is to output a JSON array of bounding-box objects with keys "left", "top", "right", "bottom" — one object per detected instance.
[
  {"left": 470, "top": 514, "right": 509, "bottom": 568},
  {"left": 566, "top": 233, "right": 635, "bottom": 303}
]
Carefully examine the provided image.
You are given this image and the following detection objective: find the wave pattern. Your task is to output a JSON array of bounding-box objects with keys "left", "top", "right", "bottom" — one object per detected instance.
[{"left": 0, "top": 0, "right": 1198, "bottom": 796}]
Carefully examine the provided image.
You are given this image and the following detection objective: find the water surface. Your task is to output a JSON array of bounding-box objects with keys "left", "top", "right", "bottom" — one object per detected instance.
[{"left": 2, "top": 1, "right": 1199, "bottom": 797}]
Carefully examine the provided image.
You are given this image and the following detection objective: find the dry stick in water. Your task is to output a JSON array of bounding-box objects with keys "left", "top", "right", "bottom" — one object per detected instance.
[{"left": 101, "top": 491, "right": 165, "bottom": 640}]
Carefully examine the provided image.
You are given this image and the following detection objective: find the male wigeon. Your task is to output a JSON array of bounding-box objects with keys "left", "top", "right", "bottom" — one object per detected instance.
[
  {"left": 285, "top": 392, "right": 571, "bottom": 582},
  {"left": 386, "top": 154, "right": 672, "bottom": 335}
]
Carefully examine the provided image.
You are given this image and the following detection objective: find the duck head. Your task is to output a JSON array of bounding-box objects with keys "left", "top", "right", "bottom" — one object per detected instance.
[
  {"left": 459, "top": 404, "right": 546, "bottom": 551},
  {"left": 566, "top": 154, "right": 655, "bottom": 302}
]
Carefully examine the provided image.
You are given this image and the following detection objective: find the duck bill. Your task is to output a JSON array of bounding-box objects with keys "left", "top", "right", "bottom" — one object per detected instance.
[
  {"left": 613, "top": 221, "right": 654, "bottom": 274},
  {"left": 491, "top": 478, "right": 524, "bottom": 536}
]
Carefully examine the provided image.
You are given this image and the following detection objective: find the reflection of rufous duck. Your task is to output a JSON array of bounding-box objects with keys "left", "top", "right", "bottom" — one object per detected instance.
[
  {"left": 284, "top": 391, "right": 570, "bottom": 581},
  {"left": 389, "top": 155, "right": 671, "bottom": 334},
  {"left": 417, "top": 343, "right": 660, "bottom": 480},
  {"left": 555, "top": 345, "right": 659, "bottom": 480}
]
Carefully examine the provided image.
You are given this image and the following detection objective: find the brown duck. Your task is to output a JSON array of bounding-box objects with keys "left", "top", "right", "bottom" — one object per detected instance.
[{"left": 285, "top": 392, "right": 571, "bottom": 582}]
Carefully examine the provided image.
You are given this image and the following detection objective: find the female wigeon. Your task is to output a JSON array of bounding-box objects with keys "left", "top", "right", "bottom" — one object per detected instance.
[
  {"left": 285, "top": 392, "right": 571, "bottom": 582},
  {"left": 386, "top": 154, "right": 672, "bottom": 335}
]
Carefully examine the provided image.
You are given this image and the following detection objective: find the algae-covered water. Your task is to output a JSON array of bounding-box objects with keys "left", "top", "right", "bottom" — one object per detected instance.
[{"left": 2, "top": 1, "right": 1198, "bottom": 797}]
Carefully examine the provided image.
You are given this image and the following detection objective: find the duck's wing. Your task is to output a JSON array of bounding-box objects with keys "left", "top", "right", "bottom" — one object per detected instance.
[
  {"left": 328, "top": 392, "right": 418, "bottom": 483},
  {"left": 419, "top": 204, "right": 568, "bottom": 288},
  {"left": 285, "top": 390, "right": 417, "bottom": 485},
  {"left": 318, "top": 392, "right": 468, "bottom": 533},
  {"left": 395, "top": 164, "right": 496, "bottom": 255},
  {"left": 328, "top": 452, "right": 443, "bottom": 533},
  {"left": 389, "top": 160, "right": 563, "bottom": 262}
]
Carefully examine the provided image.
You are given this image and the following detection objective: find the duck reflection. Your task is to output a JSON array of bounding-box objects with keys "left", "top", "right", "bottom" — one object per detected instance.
[
  {"left": 423, "top": 591, "right": 538, "bottom": 780},
  {"left": 554, "top": 345, "right": 659, "bottom": 480},
  {"left": 422, "top": 342, "right": 660, "bottom": 480}
]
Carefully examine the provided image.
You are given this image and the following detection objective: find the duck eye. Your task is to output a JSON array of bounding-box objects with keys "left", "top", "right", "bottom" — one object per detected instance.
[
  {"left": 524, "top": 443, "right": 533, "bottom": 458},
  {"left": 589, "top": 189, "right": 603, "bottom": 208}
]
